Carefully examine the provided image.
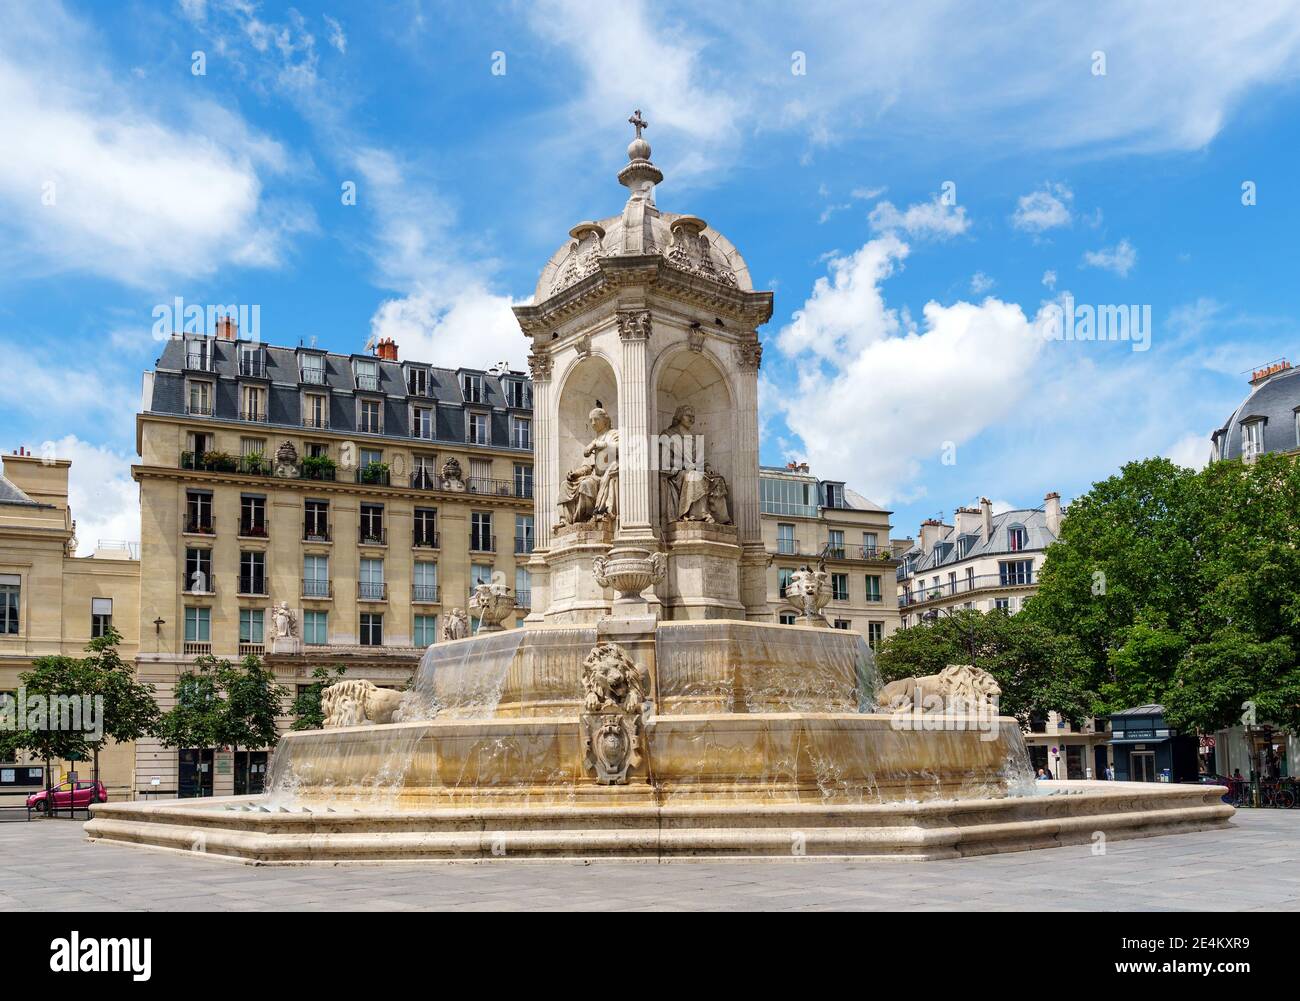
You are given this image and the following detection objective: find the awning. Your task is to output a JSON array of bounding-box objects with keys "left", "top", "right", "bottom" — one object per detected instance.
[{"left": 1109, "top": 737, "right": 1172, "bottom": 746}]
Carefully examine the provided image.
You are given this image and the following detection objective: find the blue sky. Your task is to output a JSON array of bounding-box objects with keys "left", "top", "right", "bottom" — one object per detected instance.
[{"left": 2, "top": 0, "right": 1299, "bottom": 549}]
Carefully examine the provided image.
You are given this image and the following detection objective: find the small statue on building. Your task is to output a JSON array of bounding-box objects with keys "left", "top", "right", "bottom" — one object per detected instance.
[
  {"left": 441, "top": 608, "right": 470, "bottom": 641},
  {"left": 441, "top": 457, "right": 466, "bottom": 492}
]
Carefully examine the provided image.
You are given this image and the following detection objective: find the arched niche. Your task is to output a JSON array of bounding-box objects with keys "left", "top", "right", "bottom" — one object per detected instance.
[
  {"left": 653, "top": 347, "right": 735, "bottom": 528},
  {"left": 557, "top": 354, "right": 619, "bottom": 489}
]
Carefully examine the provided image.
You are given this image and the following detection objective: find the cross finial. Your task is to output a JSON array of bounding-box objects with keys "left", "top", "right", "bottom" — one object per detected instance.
[{"left": 628, "top": 108, "right": 648, "bottom": 140}]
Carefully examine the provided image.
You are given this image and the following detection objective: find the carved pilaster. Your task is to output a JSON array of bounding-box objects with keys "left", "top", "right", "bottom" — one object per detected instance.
[
  {"left": 527, "top": 349, "right": 553, "bottom": 382},
  {"left": 733, "top": 339, "right": 762, "bottom": 370},
  {"left": 617, "top": 308, "right": 652, "bottom": 341}
]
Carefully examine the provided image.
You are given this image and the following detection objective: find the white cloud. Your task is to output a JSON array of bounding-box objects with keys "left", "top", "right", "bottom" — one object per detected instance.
[
  {"left": 869, "top": 195, "right": 970, "bottom": 241},
  {"left": 774, "top": 235, "right": 1050, "bottom": 503},
  {"left": 0, "top": 2, "right": 305, "bottom": 288},
  {"left": 324, "top": 15, "right": 347, "bottom": 54},
  {"left": 1041, "top": 269, "right": 1058, "bottom": 290},
  {"left": 970, "top": 271, "right": 995, "bottom": 294},
  {"left": 1012, "top": 182, "right": 1073, "bottom": 232},
  {"left": 1081, "top": 238, "right": 1138, "bottom": 277},
  {"left": 41, "top": 436, "right": 139, "bottom": 556},
  {"left": 1165, "top": 431, "right": 1211, "bottom": 470}
]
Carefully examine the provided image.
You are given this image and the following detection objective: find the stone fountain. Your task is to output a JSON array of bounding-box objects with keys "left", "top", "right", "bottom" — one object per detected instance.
[{"left": 85, "top": 113, "right": 1232, "bottom": 862}]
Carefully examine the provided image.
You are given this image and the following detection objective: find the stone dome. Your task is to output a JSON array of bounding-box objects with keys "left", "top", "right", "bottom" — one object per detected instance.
[{"left": 533, "top": 112, "right": 754, "bottom": 303}]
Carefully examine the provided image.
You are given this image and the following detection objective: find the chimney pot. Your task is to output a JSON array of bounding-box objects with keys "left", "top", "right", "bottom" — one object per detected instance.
[
  {"left": 1044, "top": 491, "right": 1062, "bottom": 538},
  {"left": 216, "top": 315, "right": 238, "bottom": 340},
  {"left": 980, "top": 497, "right": 994, "bottom": 540}
]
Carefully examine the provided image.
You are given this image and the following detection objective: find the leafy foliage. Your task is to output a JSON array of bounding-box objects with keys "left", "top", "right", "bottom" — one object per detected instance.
[
  {"left": 290, "top": 665, "right": 347, "bottom": 731},
  {"left": 155, "top": 654, "right": 287, "bottom": 752}
]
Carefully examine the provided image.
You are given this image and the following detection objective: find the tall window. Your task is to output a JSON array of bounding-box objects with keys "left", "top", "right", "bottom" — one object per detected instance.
[
  {"left": 828, "top": 529, "right": 844, "bottom": 558},
  {"left": 867, "top": 622, "right": 883, "bottom": 650},
  {"left": 91, "top": 597, "right": 113, "bottom": 638},
  {"left": 1242, "top": 420, "right": 1264, "bottom": 461},
  {"left": 470, "top": 512, "right": 494, "bottom": 551},
  {"left": 515, "top": 514, "right": 534, "bottom": 554},
  {"left": 514, "top": 463, "right": 533, "bottom": 498},
  {"left": 240, "top": 552, "right": 267, "bottom": 595},
  {"left": 238, "top": 345, "right": 264, "bottom": 378},
  {"left": 184, "top": 338, "right": 211, "bottom": 371},
  {"left": 1007, "top": 525, "right": 1028, "bottom": 552},
  {"left": 864, "top": 575, "right": 881, "bottom": 603},
  {"left": 303, "top": 393, "right": 329, "bottom": 428},
  {"left": 303, "top": 555, "right": 329, "bottom": 598},
  {"left": 414, "top": 614, "right": 438, "bottom": 646},
  {"left": 239, "top": 609, "right": 264, "bottom": 646},
  {"left": 467, "top": 412, "right": 488, "bottom": 444},
  {"left": 185, "top": 491, "right": 213, "bottom": 533},
  {"left": 358, "top": 398, "right": 382, "bottom": 434},
  {"left": 359, "top": 559, "right": 385, "bottom": 600},
  {"left": 412, "top": 406, "right": 433, "bottom": 439},
  {"left": 184, "top": 606, "right": 211, "bottom": 643},
  {"left": 471, "top": 563, "right": 494, "bottom": 590},
  {"left": 187, "top": 380, "right": 213, "bottom": 415},
  {"left": 304, "top": 499, "right": 329, "bottom": 541},
  {"left": 360, "top": 503, "right": 385, "bottom": 544},
  {"left": 778, "top": 568, "right": 794, "bottom": 598},
  {"left": 823, "top": 483, "right": 844, "bottom": 509},
  {"left": 240, "top": 495, "right": 267, "bottom": 537},
  {"left": 413, "top": 562, "right": 438, "bottom": 602},
  {"left": 515, "top": 568, "right": 532, "bottom": 608},
  {"left": 461, "top": 373, "right": 482, "bottom": 402},
  {"left": 414, "top": 507, "right": 438, "bottom": 547},
  {"left": 506, "top": 379, "right": 529, "bottom": 408},
  {"left": 831, "top": 573, "right": 849, "bottom": 601},
  {"left": 777, "top": 523, "right": 795, "bottom": 555},
  {"left": 184, "top": 548, "right": 212, "bottom": 591},
  {"left": 241, "top": 385, "right": 266, "bottom": 421},
  {"left": 303, "top": 610, "right": 327, "bottom": 646},
  {"left": 412, "top": 453, "right": 437, "bottom": 489},
  {"left": 0, "top": 575, "right": 20, "bottom": 634},
  {"left": 300, "top": 352, "right": 325, "bottom": 384},
  {"left": 511, "top": 416, "right": 531, "bottom": 449},
  {"left": 359, "top": 613, "right": 383, "bottom": 646},
  {"left": 999, "top": 560, "right": 1034, "bottom": 587},
  {"left": 407, "top": 366, "right": 429, "bottom": 396}
]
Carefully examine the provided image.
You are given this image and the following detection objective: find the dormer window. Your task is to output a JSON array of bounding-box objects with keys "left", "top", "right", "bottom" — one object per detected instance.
[
  {"left": 185, "top": 337, "right": 214, "bottom": 372},
  {"left": 412, "top": 405, "right": 434, "bottom": 440},
  {"left": 504, "top": 378, "right": 529, "bottom": 409},
  {"left": 355, "top": 359, "right": 380, "bottom": 392},
  {"left": 1241, "top": 418, "right": 1265, "bottom": 462},
  {"left": 823, "top": 482, "right": 844, "bottom": 509},
  {"left": 407, "top": 366, "right": 429, "bottom": 397},
  {"left": 186, "top": 379, "right": 214, "bottom": 416},
  {"left": 461, "top": 373, "right": 482, "bottom": 403},
  {"left": 238, "top": 345, "right": 265, "bottom": 378},
  {"left": 467, "top": 411, "right": 489, "bottom": 445},
  {"left": 358, "top": 398, "right": 382, "bottom": 434},
  {"left": 300, "top": 352, "right": 326, "bottom": 385},
  {"left": 1007, "top": 525, "right": 1028, "bottom": 552}
]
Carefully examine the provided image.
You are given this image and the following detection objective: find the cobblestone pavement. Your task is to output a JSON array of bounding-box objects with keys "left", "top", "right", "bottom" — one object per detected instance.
[{"left": 1, "top": 809, "right": 1296, "bottom": 911}]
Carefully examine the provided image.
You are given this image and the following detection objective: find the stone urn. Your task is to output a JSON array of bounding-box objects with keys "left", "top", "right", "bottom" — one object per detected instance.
[
  {"left": 593, "top": 547, "right": 666, "bottom": 617},
  {"left": 470, "top": 582, "right": 516, "bottom": 633}
]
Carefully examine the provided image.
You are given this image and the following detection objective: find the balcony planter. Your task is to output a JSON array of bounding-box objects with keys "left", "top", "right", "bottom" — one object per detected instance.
[
  {"left": 200, "top": 450, "right": 239, "bottom": 473},
  {"left": 300, "top": 455, "right": 337, "bottom": 481},
  {"left": 242, "top": 452, "right": 268, "bottom": 475},
  {"left": 358, "top": 461, "right": 390, "bottom": 485}
]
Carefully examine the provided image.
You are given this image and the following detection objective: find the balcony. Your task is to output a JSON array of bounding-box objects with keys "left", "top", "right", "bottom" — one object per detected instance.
[
  {"left": 897, "top": 569, "right": 1039, "bottom": 608},
  {"left": 186, "top": 401, "right": 215, "bottom": 416},
  {"left": 302, "top": 578, "right": 332, "bottom": 599},
  {"left": 469, "top": 533, "right": 496, "bottom": 553},
  {"left": 358, "top": 581, "right": 387, "bottom": 601},
  {"left": 303, "top": 523, "right": 331, "bottom": 543},
  {"left": 182, "top": 641, "right": 212, "bottom": 656},
  {"left": 412, "top": 584, "right": 439, "bottom": 603},
  {"left": 515, "top": 479, "right": 535, "bottom": 499},
  {"left": 356, "top": 374, "right": 381, "bottom": 392},
  {"left": 356, "top": 467, "right": 390, "bottom": 486},
  {"left": 238, "top": 521, "right": 269, "bottom": 539},
  {"left": 238, "top": 577, "right": 269, "bottom": 597},
  {"left": 238, "top": 356, "right": 266, "bottom": 379},
  {"left": 302, "top": 415, "right": 330, "bottom": 430},
  {"left": 358, "top": 526, "right": 387, "bottom": 546},
  {"left": 413, "top": 530, "right": 439, "bottom": 549},
  {"left": 410, "top": 469, "right": 438, "bottom": 490},
  {"left": 776, "top": 540, "right": 796, "bottom": 555},
  {"left": 515, "top": 535, "right": 534, "bottom": 555},
  {"left": 184, "top": 515, "right": 215, "bottom": 535},
  {"left": 467, "top": 476, "right": 515, "bottom": 497},
  {"left": 238, "top": 642, "right": 265, "bottom": 658},
  {"left": 300, "top": 366, "right": 326, "bottom": 385},
  {"left": 184, "top": 351, "right": 214, "bottom": 373},
  {"left": 515, "top": 589, "right": 532, "bottom": 609},
  {"left": 299, "top": 460, "right": 336, "bottom": 481},
  {"left": 181, "top": 571, "right": 215, "bottom": 595}
]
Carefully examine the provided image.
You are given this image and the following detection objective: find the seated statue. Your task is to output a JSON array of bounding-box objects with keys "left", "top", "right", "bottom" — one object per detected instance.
[
  {"left": 659, "top": 405, "right": 732, "bottom": 526},
  {"left": 557, "top": 407, "right": 619, "bottom": 526}
]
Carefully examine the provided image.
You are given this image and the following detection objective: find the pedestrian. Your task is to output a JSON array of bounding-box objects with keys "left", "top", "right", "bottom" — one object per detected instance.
[
  {"left": 1034, "top": 768, "right": 1046, "bottom": 781},
  {"left": 1043, "top": 766, "right": 1054, "bottom": 780}
]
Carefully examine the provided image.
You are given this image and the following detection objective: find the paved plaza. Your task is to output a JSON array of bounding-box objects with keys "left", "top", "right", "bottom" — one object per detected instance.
[{"left": 0, "top": 809, "right": 1296, "bottom": 911}]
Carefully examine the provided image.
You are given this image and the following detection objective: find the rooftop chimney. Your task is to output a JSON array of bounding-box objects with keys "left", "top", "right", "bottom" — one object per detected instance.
[
  {"left": 1044, "top": 491, "right": 1062, "bottom": 538},
  {"left": 919, "top": 518, "right": 947, "bottom": 555},
  {"left": 1249, "top": 359, "right": 1291, "bottom": 385},
  {"left": 980, "top": 497, "right": 993, "bottom": 540},
  {"left": 953, "top": 505, "right": 982, "bottom": 539},
  {"left": 375, "top": 337, "right": 399, "bottom": 361},
  {"left": 215, "top": 315, "right": 238, "bottom": 341}
]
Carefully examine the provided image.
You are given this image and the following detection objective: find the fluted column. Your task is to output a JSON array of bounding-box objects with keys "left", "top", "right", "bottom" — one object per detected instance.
[
  {"left": 528, "top": 349, "right": 556, "bottom": 548},
  {"left": 616, "top": 309, "right": 653, "bottom": 536},
  {"left": 732, "top": 338, "right": 763, "bottom": 546}
]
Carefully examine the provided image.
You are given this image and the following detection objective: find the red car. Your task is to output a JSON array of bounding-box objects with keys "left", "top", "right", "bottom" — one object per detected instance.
[{"left": 26, "top": 780, "right": 107, "bottom": 814}]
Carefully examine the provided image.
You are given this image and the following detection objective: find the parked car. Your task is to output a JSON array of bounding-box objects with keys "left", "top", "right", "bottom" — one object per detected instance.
[{"left": 26, "top": 780, "right": 107, "bottom": 814}]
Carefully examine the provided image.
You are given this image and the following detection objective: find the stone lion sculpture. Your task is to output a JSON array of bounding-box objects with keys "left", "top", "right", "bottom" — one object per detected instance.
[
  {"left": 581, "top": 642, "right": 649, "bottom": 714},
  {"left": 321, "top": 680, "right": 405, "bottom": 728},
  {"left": 876, "top": 664, "right": 1002, "bottom": 713}
]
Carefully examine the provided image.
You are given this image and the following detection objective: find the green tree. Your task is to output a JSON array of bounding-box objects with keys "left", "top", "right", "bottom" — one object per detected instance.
[
  {"left": 79, "top": 627, "right": 160, "bottom": 784},
  {"left": 875, "top": 608, "right": 1094, "bottom": 727},
  {"left": 291, "top": 665, "right": 346, "bottom": 731}
]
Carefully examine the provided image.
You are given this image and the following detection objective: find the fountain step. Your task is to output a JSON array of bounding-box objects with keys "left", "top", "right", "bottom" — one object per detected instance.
[{"left": 85, "top": 783, "right": 1233, "bottom": 864}]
